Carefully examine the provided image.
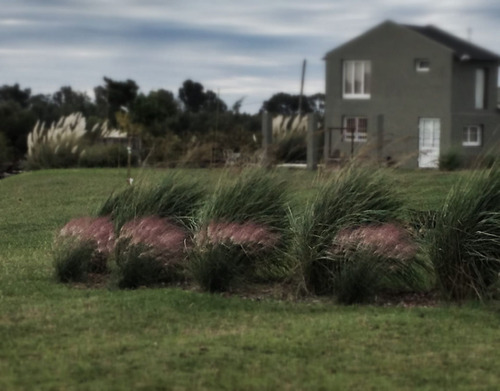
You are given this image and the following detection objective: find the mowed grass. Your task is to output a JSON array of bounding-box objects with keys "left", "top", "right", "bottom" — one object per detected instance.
[{"left": 1, "top": 167, "right": 500, "bottom": 390}]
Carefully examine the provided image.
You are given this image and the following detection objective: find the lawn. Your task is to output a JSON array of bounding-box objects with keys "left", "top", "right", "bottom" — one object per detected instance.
[{"left": 1, "top": 167, "right": 499, "bottom": 390}]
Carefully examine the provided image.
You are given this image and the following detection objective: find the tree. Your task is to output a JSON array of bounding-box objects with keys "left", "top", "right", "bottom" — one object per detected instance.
[
  {"left": 94, "top": 77, "right": 139, "bottom": 125},
  {"left": 52, "top": 86, "right": 95, "bottom": 117},
  {"left": 132, "top": 89, "right": 178, "bottom": 125},
  {"left": 0, "top": 100, "right": 37, "bottom": 158},
  {"left": 261, "top": 92, "right": 312, "bottom": 116},
  {"left": 178, "top": 80, "right": 206, "bottom": 113},
  {"left": 0, "top": 84, "right": 37, "bottom": 159},
  {"left": 0, "top": 84, "right": 31, "bottom": 108},
  {"left": 132, "top": 89, "right": 179, "bottom": 137},
  {"left": 203, "top": 90, "right": 227, "bottom": 113},
  {"left": 231, "top": 97, "right": 245, "bottom": 114},
  {"left": 28, "top": 94, "right": 59, "bottom": 126},
  {"left": 308, "top": 93, "right": 325, "bottom": 118}
]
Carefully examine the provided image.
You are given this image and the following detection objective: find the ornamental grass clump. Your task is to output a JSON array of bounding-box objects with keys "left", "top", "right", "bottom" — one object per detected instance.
[
  {"left": 190, "top": 169, "right": 290, "bottom": 292},
  {"left": 328, "top": 223, "right": 428, "bottom": 304},
  {"left": 56, "top": 216, "right": 115, "bottom": 276},
  {"left": 115, "top": 216, "right": 190, "bottom": 288},
  {"left": 98, "top": 173, "right": 204, "bottom": 231},
  {"left": 427, "top": 167, "right": 500, "bottom": 301},
  {"left": 54, "top": 238, "right": 96, "bottom": 283},
  {"left": 288, "top": 164, "right": 427, "bottom": 298},
  {"left": 27, "top": 113, "right": 87, "bottom": 169}
]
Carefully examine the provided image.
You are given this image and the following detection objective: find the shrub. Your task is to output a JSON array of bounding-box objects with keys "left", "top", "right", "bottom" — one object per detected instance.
[
  {"left": 115, "top": 243, "right": 171, "bottom": 289},
  {"left": 427, "top": 168, "right": 500, "bottom": 301},
  {"left": 58, "top": 216, "right": 115, "bottom": 273},
  {"left": 321, "top": 250, "right": 388, "bottom": 305},
  {"left": 0, "top": 132, "right": 13, "bottom": 171},
  {"left": 287, "top": 164, "right": 412, "bottom": 296},
  {"left": 145, "top": 134, "right": 185, "bottom": 166},
  {"left": 79, "top": 144, "right": 136, "bottom": 168},
  {"left": 98, "top": 173, "right": 204, "bottom": 230},
  {"left": 26, "top": 113, "right": 128, "bottom": 169},
  {"left": 115, "top": 216, "right": 190, "bottom": 288},
  {"left": 190, "top": 169, "right": 290, "bottom": 291},
  {"left": 439, "top": 149, "right": 462, "bottom": 171},
  {"left": 189, "top": 243, "right": 251, "bottom": 292},
  {"left": 53, "top": 238, "right": 96, "bottom": 283}
]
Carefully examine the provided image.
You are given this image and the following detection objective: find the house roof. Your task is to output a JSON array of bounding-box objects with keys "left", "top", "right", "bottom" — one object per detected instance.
[
  {"left": 404, "top": 24, "right": 500, "bottom": 62},
  {"left": 324, "top": 20, "right": 500, "bottom": 62}
]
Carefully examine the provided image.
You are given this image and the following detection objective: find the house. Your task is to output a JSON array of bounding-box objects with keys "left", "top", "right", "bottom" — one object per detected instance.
[{"left": 323, "top": 20, "right": 500, "bottom": 168}]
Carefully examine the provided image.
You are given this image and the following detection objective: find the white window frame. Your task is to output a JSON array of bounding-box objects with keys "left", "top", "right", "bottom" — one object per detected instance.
[
  {"left": 463, "top": 125, "right": 482, "bottom": 147},
  {"left": 343, "top": 60, "right": 371, "bottom": 99},
  {"left": 343, "top": 117, "right": 367, "bottom": 143},
  {"left": 415, "top": 59, "right": 430, "bottom": 72}
]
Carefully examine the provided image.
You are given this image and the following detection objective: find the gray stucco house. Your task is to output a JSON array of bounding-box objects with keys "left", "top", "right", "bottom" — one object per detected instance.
[{"left": 323, "top": 20, "right": 500, "bottom": 168}]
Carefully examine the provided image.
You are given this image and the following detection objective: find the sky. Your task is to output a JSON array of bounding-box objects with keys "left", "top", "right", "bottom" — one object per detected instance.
[{"left": 2, "top": 0, "right": 500, "bottom": 113}]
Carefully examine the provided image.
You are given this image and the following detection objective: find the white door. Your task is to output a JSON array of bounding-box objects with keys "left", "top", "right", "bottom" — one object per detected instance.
[{"left": 418, "top": 118, "right": 440, "bottom": 168}]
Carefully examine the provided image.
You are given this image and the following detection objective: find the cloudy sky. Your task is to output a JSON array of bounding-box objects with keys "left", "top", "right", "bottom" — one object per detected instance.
[{"left": 2, "top": 0, "right": 500, "bottom": 113}]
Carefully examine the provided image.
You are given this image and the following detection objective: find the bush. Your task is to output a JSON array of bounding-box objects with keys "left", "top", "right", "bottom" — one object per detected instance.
[
  {"left": 114, "top": 217, "right": 190, "bottom": 288},
  {"left": 190, "top": 169, "right": 290, "bottom": 291},
  {"left": 115, "top": 243, "right": 172, "bottom": 289},
  {"left": 26, "top": 142, "right": 83, "bottom": 170},
  {"left": 322, "top": 250, "right": 388, "bottom": 304},
  {"left": 189, "top": 243, "right": 251, "bottom": 292},
  {"left": 0, "top": 132, "right": 13, "bottom": 171},
  {"left": 98, "top": 173, "right": 204, "bottom": 230},
  {"left": 287, "top": 164, "right": 409, "bottom": 296},
  {"left": 439, "top": 149, "right": 462, "bottom": 171},
  {"left": 54, "top": 238, "right": 96, "bottom": 283},
  {"left": 57, "top": 216, "right": 115, "bottom": 274},
  {"left": 79, "top": 144, "right": 137, "bottom": 168},
  {"left": 427, "top": 168, "right": 500, "bottom": 301}
]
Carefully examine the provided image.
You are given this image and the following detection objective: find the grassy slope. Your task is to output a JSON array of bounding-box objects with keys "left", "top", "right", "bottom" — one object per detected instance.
[{"left": 1, "top": 168, "right": 500, "bottom": 390}]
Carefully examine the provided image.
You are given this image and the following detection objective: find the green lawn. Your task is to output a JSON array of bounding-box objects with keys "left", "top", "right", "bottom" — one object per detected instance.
[{"left": 1, "top": 167, "right": 499, "bottom": 390}]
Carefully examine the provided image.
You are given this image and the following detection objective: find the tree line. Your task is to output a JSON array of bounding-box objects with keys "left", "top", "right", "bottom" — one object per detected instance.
[{"left": 0, "top": 77, "right": 324, "bottom": 169}]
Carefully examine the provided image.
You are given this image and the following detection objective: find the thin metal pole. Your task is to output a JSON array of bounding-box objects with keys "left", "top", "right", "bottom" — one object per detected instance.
[{"left": 298, "top": 59, "right": 306, "bottom": 116}]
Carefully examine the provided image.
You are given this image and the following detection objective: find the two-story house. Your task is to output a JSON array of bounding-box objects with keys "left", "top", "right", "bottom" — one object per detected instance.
[{"left": 323, "top": 20, "right": 500, "bottom": 168}]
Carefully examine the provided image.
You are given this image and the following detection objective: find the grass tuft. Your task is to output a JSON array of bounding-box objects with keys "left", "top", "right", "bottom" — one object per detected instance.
[
  {"left": 98, "top": 172, "right": 205, "bottom": 230},
  {"left": 287, "top": 164, "right": 410, "bottom": 296},
  {"left": 190, "top": 169, "right": 290, "bottom": 291},
  {"left": 53, "top": 238, "right": 96, "bottom": 283},
  {"left": 427, "top": 167, "right": 500, "bottom": 301},
  {"left": 114, "top": 216, "right": 190, "bottom": 288}
]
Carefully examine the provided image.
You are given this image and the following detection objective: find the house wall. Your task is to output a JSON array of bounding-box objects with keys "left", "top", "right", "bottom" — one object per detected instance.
[
  {"left": 325, "top": 21, "right": 454, "bottom": 168},
  {"left": 451, "top": 61, "right": 500, "bottom": 162}
]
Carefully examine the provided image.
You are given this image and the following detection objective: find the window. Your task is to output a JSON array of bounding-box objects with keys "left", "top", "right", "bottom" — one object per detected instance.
[
  {"left": 343, "top": 61, "right": 371, "bottom": 98},
  {"left": 415, "top": 59, "right": 430, "bottom": 72},
  {"left": 475, "top": 68, "right": 487, "bottom": 109},
  {"left": 463, "top": 125, "right": 482, "bottom": 146},
  {"left": 343, "top": 117, "right": 367, "bottom": 143}
]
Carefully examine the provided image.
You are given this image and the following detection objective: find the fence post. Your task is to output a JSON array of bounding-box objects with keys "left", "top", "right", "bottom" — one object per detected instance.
[
  {"left": 377, "top": 114, "right": 384, "bottom": 163},
  {"left": 307, "top": 113, "right": 319, "bottom": 171}
]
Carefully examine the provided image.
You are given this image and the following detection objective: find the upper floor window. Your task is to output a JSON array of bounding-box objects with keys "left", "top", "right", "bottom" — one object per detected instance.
[
  {"left": 415, "top": 59, "right": 430, "bottom": 72},
  {"left": 343, "top": 60, "right": 371, "bottom": 99},
  {"left": 343, "top": 117, "right": 367, "bottom": 143},
  {"left": 475, "top": 68, "right": 487, "bottom": 109},
  {"left": 463, "top": 125, "right": 482, "bottom": 146}
]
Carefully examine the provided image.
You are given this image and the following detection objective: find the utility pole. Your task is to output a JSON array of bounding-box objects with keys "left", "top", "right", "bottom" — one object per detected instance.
[{"left": 298, "top": 59, "right": 307, "bottom": 116}]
